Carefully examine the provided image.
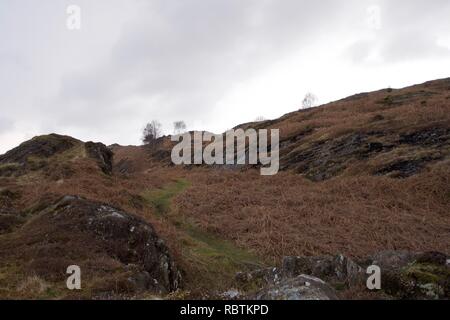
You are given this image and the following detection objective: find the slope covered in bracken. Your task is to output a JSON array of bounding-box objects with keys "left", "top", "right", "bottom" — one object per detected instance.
[
  {"left": 0, "top": 78, "right": 449, "bottom": 299},
  {"left": 173, "top": 77, "right": 450, "bottom": 261}
]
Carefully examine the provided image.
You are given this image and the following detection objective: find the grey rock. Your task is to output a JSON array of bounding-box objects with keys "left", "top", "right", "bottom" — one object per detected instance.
[
  {"left": 236, "top": 267, "right": 282, "bottom": 286},
  {"left": 282, "top": 254, "right": 364, "bottom": 287},
  {"left": 84, "top": 142, "right": 114, "bottom": 175},
  {"left": 255, "top": 275, "right": 338, "bottom": 300},
  {"left": 367, "top": 250, "right": 420, "bottom": 270},
  {"left": 46, "top": 196, "right": 182, "bottom": 294}
]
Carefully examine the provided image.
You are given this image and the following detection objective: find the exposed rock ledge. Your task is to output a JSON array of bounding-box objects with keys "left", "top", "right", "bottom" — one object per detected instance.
[
  {"left": 235, "top": 251, "right": 449, "bottom": 300},
  {"left": 31, "top": 196, "right": 181, "bottom": 294}
]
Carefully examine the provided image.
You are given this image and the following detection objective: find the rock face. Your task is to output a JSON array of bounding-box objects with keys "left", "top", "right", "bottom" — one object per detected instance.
[
  {"left": 365, "top": 250, "right": 420, "bottom": 271},
  {"left": 363, "top": 251, "right": 450, "bottom": 300},
  {"left": 35, "top": 196, "right": 181, "bottom": 294},
  {"left": 237, "top": 251, "right": 449, "bottom": 300},
  {"left": 279, "top": 126, "right": 450, "bottom": 181},
  {"left": 236, "top": 262, "right": 339, "bottom": 300},
  {"left": 236, "top": 267, "right": 283, "bottom": 287},
  {"left": 84, "top": 142, "right": 114, "bottom": 175},
  {"left": 255, "top": 275, "right": 338, "bottom": 300},
  {"left": 282, "top": 254, "right": 364, "bottom": 287}
]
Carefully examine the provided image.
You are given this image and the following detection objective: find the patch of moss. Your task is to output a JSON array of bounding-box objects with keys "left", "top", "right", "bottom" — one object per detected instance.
[
  {"left": 185, "top": 224, "right": 261, "bottom": 270},
  {"left": 333, "top": 282, "right": 347, "bottom": 291},
  {"left": 237, "top": 276, "right": 268, "bottom": 293},
  {"left": 403, "top": 263, "right": 450, "bottom": 285},
  {"left": 178, "top": 223, "right": 264, "bottom": 293},
  {"left": 141, "top": 179, "right": 190, "bottom": 215},
  {"left": 141, "top": 179, "right": 264, "bottom": 293}
]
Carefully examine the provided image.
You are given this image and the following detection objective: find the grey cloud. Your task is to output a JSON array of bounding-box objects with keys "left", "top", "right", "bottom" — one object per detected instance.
[
  {"left": 1, "top": 0, "right": 450, "bottom": 152},
  {"left": 383, "top": 31, "right": 450, "bottom": 61},
  {"left": 344, "top": 0, "right": 450, "bottom": 64},
  {"left": 48, "top": 0, "right": 361, "bottom": 131}
]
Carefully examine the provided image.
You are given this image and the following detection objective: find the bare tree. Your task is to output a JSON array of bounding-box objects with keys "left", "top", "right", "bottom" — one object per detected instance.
[
  {"left": 173, "top": 121, "right": 187, "bottom": 135},
  {"left": 142, "top": 120, "right": 162, "bottom": 145},
  {"left": 301, "top": 92, "right": 318, "bottom": 109}
]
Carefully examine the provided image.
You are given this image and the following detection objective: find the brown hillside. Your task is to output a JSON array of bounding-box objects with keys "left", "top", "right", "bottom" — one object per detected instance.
[{"left": 0, "top": 78, "right": 449, "bottom": 299}]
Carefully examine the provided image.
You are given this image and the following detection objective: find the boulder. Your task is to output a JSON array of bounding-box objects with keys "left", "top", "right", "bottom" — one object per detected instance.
[
  {"left": 236, "top": 267, "right": 282, "bottom": 287},
  {"left": 32, "top": 196, "right": 181, "bottom": 294},
  {"left": 367, "top": 250, "right": 420, "bottom": 271},
  {"left": 255, "top": 275, "right": 338, "bottom": 300},
  {"left": 364, "top": 250, "right": 449, "bottom": 299},
  {"left": 84, "top": 142, "right": 114, "bottom": 175},
  {"left": 282, "top": 254, "right": 364, "bottom": 287},
  {"left": 237, "top": 250, "right": 449, "bottom": 300}
]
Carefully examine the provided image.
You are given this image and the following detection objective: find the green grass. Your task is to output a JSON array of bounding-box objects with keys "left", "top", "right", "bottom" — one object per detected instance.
[
  {"left": 141, "top": 178, "right": 261, "bottom": 271},
  {"left": 141, "top": 178, "right": 264, "bottom": 293},
  {"left": 183, "top": 223, "right": 262, "bottom": 272},
  {"left": 55, "top": 142, "right": 86, "bottom": 161},
  {"left": 404, "top": 263, "right": 450, "bottom": 284},
  {"left": 141, "top": 179, "right": 190, "bottom": 215},
  {"left": 174, "top": 221, "right": 264, "bottom": 293}
]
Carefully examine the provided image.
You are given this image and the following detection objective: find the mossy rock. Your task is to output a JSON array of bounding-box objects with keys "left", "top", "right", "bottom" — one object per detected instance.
[
  {"left": 0, "top": 134, "right": 80, "bottom": 165},
  {"left": 383, "top": 262, "right": 449, "bottom": 299}
]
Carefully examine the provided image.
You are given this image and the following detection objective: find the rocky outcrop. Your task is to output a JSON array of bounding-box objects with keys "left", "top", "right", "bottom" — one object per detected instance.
[
  {"left": 282, "top": 254, "right": 364, "bottom": 287},
  {"left": 0, "top": 134, "right": 80, "bottom": 177},
  {"left": 279, "top": 126, "right": 450, "bottom": 181},
  {"left": 362, "top": 251, "right": 450, "bottom": 300},
  {"left": 280, "top": 133, "right": 390, "bottom": 181},
  {"left": 29, "top": 196, "right": 181, "bottom": 294},
  {"left": 237, "top": 251, "right": 449, "bottom": 300},
  {"left": 0, "top": 135, "right": 114, "bottom": 176},
  {"left": 255, "top": 275, "right": 338, "bottom": 300},
  {"left": 84, "top": 142, "right": 114, "bottom": 175},
  {"left": 0, "top": 134, "right": 79, "bottom": 165}
]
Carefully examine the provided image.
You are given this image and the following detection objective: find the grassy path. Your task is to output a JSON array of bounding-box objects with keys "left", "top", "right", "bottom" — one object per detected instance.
[{"left": 141, "top": 178, "right": 264, "bottom": 295}]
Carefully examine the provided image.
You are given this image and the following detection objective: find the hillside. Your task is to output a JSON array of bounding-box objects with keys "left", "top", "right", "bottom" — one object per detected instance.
[{"left": 0, "top": 78, "right": 449, "bottom": 299}]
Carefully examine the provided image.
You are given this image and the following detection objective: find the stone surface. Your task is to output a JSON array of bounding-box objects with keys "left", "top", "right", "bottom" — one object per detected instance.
[
  {"left": 255, "top": 275, "right": 339, "bottom": 300},
  {"left": 282, "top": 254, "right": 364, "bottom": 287},
  {"left": 41, "top": 196, "right": 181, "bottom": 293},
  {"left": 84, "top": 142, "right": 114, "bottom": 175}
]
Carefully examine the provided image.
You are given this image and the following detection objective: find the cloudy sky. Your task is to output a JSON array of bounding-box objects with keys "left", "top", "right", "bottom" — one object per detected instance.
[{"left": 1, "top": 0, "right": 450, "bottom": 153}]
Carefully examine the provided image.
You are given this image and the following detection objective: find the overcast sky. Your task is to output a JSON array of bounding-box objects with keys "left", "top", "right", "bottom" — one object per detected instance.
[{"left": 1, "top": 0, "right": 450, "bottom": 153}]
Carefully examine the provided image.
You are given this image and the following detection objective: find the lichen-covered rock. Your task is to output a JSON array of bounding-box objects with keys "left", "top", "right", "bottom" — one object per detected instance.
[
  {"left": 34, "top": 196, "right": 181, "bottom": 294},
  {"left": 255, "top": 275, "right": 339, "bottom": 300},
  {"left": 367, "top": 250, "right": 420, "bottom": 271},
  {"left": 236, "top": 254, "right": 363, "bottom": 297},
  {"left": 237, "top": 251, "right": 449, "bottom": 300},
  {"left": 84, "top": 142, "right": 114, "bottom": 175},
  {"left": 282, "top": 254, "right": 364, "bottom": 287},
  {"left": 365, "top": 251, "right": 449, "bottom": 300},
  {"left": 236, "top": 267, "right": 282, "bottom": 287}
]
